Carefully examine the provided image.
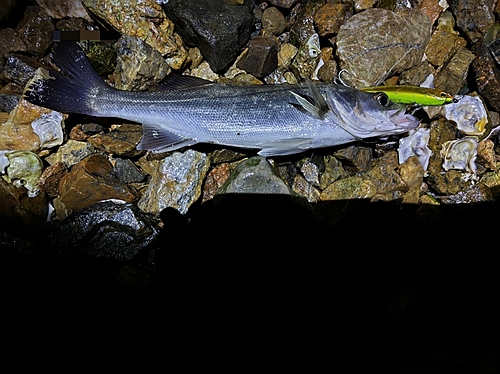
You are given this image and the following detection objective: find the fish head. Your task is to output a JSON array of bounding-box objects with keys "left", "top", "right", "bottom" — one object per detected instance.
[{"left": 325, "top": 86, "right": 420, "bottom": 139}]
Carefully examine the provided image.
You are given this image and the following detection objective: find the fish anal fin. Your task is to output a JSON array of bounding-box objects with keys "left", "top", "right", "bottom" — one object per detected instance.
[{"left": 137, "top": 123, "right": 196, "bottom": 153}]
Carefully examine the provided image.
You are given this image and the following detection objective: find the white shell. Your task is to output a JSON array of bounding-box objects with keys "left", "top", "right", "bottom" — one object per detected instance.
[
  {"left": 31, "top": 111, "right": 64, "bottom": 149},
  {"left": 443, "top": 94, "right": 488, "bottom": 136},
  {"left": 1, "top": 150, "right": 43, "bottom": 197},
  {"left": 440, "top": 137, "right": 478, "bottom": 174},
  {"left": 398, "top": 128, "right": 432, "bottom": 171}
]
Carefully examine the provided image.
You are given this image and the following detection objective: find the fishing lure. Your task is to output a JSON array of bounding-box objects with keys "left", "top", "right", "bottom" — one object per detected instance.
[{"left": 360, "top": 85, "right": 458, "bottom": 106}]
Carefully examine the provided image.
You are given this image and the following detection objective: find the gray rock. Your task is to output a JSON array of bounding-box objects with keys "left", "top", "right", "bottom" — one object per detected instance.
[
  {"left": 449, "top": 0, "right": 496, "bottom": 43},
  {"left": 217, "top": 156, "right": 291, "bottom": 195},
  {"left": 0, "top": 94, "right": 21, "bottom": 112},
  {"left": 113, "top": 35, "right": 171, "bottom": 91},
  {"left": 138, "top": 150, "right": 210, "bottom": 215},
  {"left": 472, "top": 36, "right": 500, "bottom": 112},
  {"left": 16, "top": 6, "right": 54, "bottom": 55},
  {"left": 262, "top": 7, "right": 287, "bottom": 36},
  {"left": 336, "top": 8, "right": 431, "bottom": 88},
  {"left": 161, "top": 0, "right": 254, "bottom": 73},
  {"left": 1, "top": 54, "right": 41, "bottom": 87},
  {"left": 49, "top": 201, "right": 159, "bottom": 261},
  {"left": 113, "top": 158, "right": 146, "bottom": 184}
]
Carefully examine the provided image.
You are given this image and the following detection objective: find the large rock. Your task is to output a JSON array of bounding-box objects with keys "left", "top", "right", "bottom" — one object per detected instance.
[{"left": 161, "top": 0, "right": 254, "bottom": 73}]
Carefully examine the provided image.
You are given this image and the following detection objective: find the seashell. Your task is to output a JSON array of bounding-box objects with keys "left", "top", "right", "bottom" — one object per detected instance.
[
  {"left": 442, "top": 94, "right": 488, "bottom": 136},
  {"left": 30, "top": 111, "right": 64, "bottom": 148},
  {"left": 440, "top": 137, "right": 478, "bottom": 174},
  {"left": 0, "top": 150, "right": 44, "bottom": 197},
  {"left": 398, "top": 128, "right": 432, "bottom": 171}
]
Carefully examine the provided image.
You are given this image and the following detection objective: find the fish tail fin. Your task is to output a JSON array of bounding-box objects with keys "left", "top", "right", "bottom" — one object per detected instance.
[{"left": 24, "top": 42, "right": 109, "bottom": 116}]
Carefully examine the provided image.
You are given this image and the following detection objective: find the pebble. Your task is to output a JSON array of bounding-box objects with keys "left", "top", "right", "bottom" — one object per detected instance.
[
  {"left": 138, "top": 150, "right": 210, "bottom": 215},
  {"left": 236, "top": 35, "right": 278, "bottom": 78},
  {"left": 59, "top": 154, "right": 139, "bottom": 210},
  {"left": 292, "top": 174, "right": 320, "bottom": 203},
  {"left": 314, "top": 3, "right": 347, "bottom": 37},
  {"left": 398, "top": 156, "right": 425, "bottom": 204},
  {"left": 113, "top": 158, "right": 146, "bottom": 184},
  {"left": 262, "top": 7, "right": 287, "bottom": 36},
  {"left": 202, "top": 162, "right": 232, "bottom": 203}
]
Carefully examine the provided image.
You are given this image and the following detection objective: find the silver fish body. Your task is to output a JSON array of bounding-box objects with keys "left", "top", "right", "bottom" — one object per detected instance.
[{"left": 24, "top": 43, "right": 419, "bottom": 156}]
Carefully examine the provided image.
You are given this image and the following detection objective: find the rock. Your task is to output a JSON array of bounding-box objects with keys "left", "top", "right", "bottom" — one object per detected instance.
[
  {"left": 69, "top": 123, "right": 104, "bottom": 141},
  {"left": 217, "top": 156, "right": 291, "bottom": 195},
  {"left": 398, "top": 155, "right": 425, "bottom": 204},
  {"left": 38, "top": 162, "right": 68, "bottom": 198},
  {"left": 82, "top": 0, "right": 188, "bottom": 69},
  {"left": 36, "top": 0, "right": 92, "bottom": 21},
  {"left": 188, "top": 61, "right": 219, "bottom": 82},
  {"left": 0, "top": 177, "right": 47, "bottom": 226},
  {"left": 292, "top": 174, "right": 320, "bottom": 203},
  {"left": 440, "top": 183, "right": 493, "bottom": 203},
  {"left": 434, "top": 47, "right": 476, "bottom": 95},
  {"left": 425, "top": 12, "right": 467, "bottom": 68},
  {"left": 299, "top": 158, "right": 321, "bottom": 187},
  {"left": 113, "top": 158, "right": 146, "bottom": 184},
  {"left": 267, "top": 0, "right": 300, "bottom": 7},
  {"left": 277, "top": 42, "right": 298, "bottom": 71},
  {"left": 354, "top": 0, "right": 375, "bottom": 12},
  {"left": 320, "top": 175, "right": 375, "bottom": 200},
  {"left": 236, "top": 35, "right": 278, "bottom": 78},
  {"left": 399, "top": 61, "right": 436, "bottom": 86},
  {"left": 202, "top": 162, "right": 232, "bottom": 203},
  {"left": 0, "top": 94, "right": 21, "bottom": 112},
  {"left": 314, "top": 3, "right": 347, "bottom": 37},
  {"left": 262, "top": 7, "right": 287, "bottom": 36},
  {"left": 449, "top": 0, "right": 496, "bottom": 43},
  {"left": 334, "top": 145, "right": 373, "bottom": 172},
  {"left": 81, "top": 41, "right": 117, "bottom": 76},
  {"left": 138, "top": 150, "right": 210, "bottom": 215},
  {"left": 418, "top": 0, "right": 448, "bottom": 24},
  {"left": 59, "top": 154, "right": 139, "bottom": 210},
  {"left": 336, "top": 8, "right": 432, "bottom": 87},
  {"left": 0, "top": 28, "right": 26, "bottom": 64},
  {"left": 87, "top": 123, "right": 143, "bottom": 158},
  {"left": 161, "top": 0, "right": 254, "bottom": 73},
  {"left": 15, "top": 6, "right": 54, "bottom": 56},
  {"left": 113, "top": 35, "right": 171, "bottom": 91},
  {"left": 45, "top": 139, "right": 96, "bottom": 167},
  {"left": 319, "top": 155, "right": 348, "bottom": 190},
  {"left": 49, "top": 201, "right": 159, "bottom": 260},
  {"left": 472, "top": 36, "right": 500, "bottom": 112},
  {"left": 289, "top": 0, "right": 323, "bottom": 46},
  {"left": 364, "top": 151, "right": 407, "bottom": 202},
  {"left": 477, "top": 139, "right": 496, "bottom": 170},
  {"left": 318, "top": 58, "right": 338, "bottom": 82}
]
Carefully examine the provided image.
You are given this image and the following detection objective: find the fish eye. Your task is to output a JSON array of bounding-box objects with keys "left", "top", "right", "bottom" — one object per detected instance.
[
  {"left": 440, "top": 92, "right": 448, "bottom": 98},
  {"left": 374, "top": 92, "right": 390, "bottom": 106}
]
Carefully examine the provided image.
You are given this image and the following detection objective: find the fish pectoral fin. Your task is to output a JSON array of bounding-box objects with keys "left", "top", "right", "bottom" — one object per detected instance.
[
  {"left": 137, "top": 123, "right": 196, "bottom": 153},
  {"left": 289, "top": 91, "right": 324, "bottom": 120},
  {"left": 257, "top": 138, "right": 312, "bottom": 157}
]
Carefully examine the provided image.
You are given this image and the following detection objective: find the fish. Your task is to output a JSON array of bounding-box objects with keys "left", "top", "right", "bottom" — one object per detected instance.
[
  {"left": 360, "top": 85, "right": 457, "bottom": 106},
  {"left": 24, "top": 43, "right": 419, "bottom": 157}
]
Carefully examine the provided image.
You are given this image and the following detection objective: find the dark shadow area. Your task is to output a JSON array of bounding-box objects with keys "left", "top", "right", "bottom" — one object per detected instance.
[{"left": 1, "top": 195, "right": 500, "bottom": 370}]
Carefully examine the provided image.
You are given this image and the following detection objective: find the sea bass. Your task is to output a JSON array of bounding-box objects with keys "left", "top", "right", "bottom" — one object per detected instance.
[{"left": 24, "top": 43, "right": 419, "bottom": 156}]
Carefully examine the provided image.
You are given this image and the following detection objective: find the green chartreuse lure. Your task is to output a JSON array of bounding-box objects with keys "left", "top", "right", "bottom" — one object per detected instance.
[{"left": 360, "top": 85, "right": 458, "bottom": 106}]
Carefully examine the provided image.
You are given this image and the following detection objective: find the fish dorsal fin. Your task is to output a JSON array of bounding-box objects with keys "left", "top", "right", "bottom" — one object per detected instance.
[
  {"left": 289, "top": 79, "right": 329, "bottom": 120},
  {"left": 154, "top": 73, "right": 214, "bottom": 91}
]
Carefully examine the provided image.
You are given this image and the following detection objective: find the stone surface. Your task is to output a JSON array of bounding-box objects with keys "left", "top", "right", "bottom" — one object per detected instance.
[
  {"left": 0, "top": 28, "right": 26, "bottom": 65},
  {"left": 314, "top": 3, "right": 346, "bottom": 37},
  {"left": 449, "top": 0, "right": 496, "bottom": 43},
  {"left": 87, "top": 123, "right": 143, "bottom": 157},
  {"left": 292, "top": 174, "right": 320, "bottom": 203},
  {"left": 202, "top": 162, "right": 232, "bottom": 203},
  {"left": 336, "top": 8, "right": 432, "bottom": 87},
  {"left": 82, "top": 0, "right": 187, "bottom": 69},
  {"left": 217, "top": 156, "right": 291, "bottom": 195},
  {"left": 113, "top": 35, "right": 171, "bottom": 91},
  {"left": 38, "top": 162, "right": 68, "bottom": 198},
  {"left": 262, "top": 7, "right": 287, "bottom": 36},
  {"left": 59, "top": 154, "right": 139, "bottom": 210},
  {"left": 236, "top": 36, "right": 278, "bottom": 78},
  {"left": 49, "top": 201, "right": 159, "bottom": 260},
  {"left": 45, "top": 139, "right": 96, "bottom": 167},
  {"left": 334, "top": 145, "right": 373, "bottom": 172},
  {"left": 291, "top": 33, "right": 322, "bottom": 79},
  {"left": 36, "top": 0, "right": 92, "bottom": 21},
  {"left": 472, "top": 36, "right": 500, "bottom": 112},
  {"left": 418, "top": 0, "right": 448, "bottom": 24},
  {"left": 15, "top": 6, "right": 54, "bottom": 56},
  {"left": 0, "top": 177, "right": 47, "bottom": 226},
  {"left": 138, "top": 150, "right": 210, "bottom": 215},
  {"left": 398, "top": 155, "right": 425, "bottom": 204},
  {"left": 161, "top": 0, "right": 254, "bottom": 73},
  {"left": 434, "top": 47, "right": 476, "bottom": 95},
  {"left": 113, "top": 158, "right": 146, "bottom": 184}
]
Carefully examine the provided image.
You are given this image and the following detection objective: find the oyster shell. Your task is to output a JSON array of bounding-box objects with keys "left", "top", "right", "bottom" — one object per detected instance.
[
  {"left": 0, "top": 150, "right": 44, "bottom": 197},
  {"left": 30, "top": 111, "right": 64, "bottom": 148},
  {"left": 398, "top": 128, "right": 432, "bottom": 171},
  {"left": 442, "top": 94, "right": 489, "bottom": 136},
  {"left": 440, "top": 137, "right": 478, "bottom": 174}
]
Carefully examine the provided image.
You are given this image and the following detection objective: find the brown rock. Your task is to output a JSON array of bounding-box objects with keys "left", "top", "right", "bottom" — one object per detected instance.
[
  {"left": 202, "top": 163, "right": 232, "bottom": 203},
  {"left": 418, "top": 0, "right": 447, "bottom": 24},
  {"left": 434, "top": 47, "right": 476, "bottom": 95},
  {"left": 472, "top": 37, "right": 500, "bottom": 112},
  {"left": 87, "top": 123, "right": 143, "bottom": 157},
  {"left": 0, "top": 177, "right": 47, "bottom": 226},
  {"left": 59, "top": 154, "right": 139, "bottom": 210},
  {"left": 314, "top": 3, "right": 346, "bottom": 37},
  {"left": 16, "top": 6, "right": 54, "bottom": 55},
  {"left": 477, "top": 139, "right": 497, "bottom": 170},
  {"left": 39, "top": 162, "right": 68, "bottom": 198},
  {"left": 236, "top": 35, "right": 278, "bottom": 78},
  {"left": 398, "top": 156, "right": 425, "bottom": 204},
  {"left": 262, "top": 7, "right": 287, "bottom": 36}
]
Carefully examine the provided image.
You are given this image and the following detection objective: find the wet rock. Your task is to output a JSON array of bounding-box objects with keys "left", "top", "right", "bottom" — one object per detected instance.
[
  {"left": 449, "top": 0, "right": 495, "bottom": 43},
  {"left": 113, "top": 158, "right": 146, "bottom": 184},
  {"left": 314, "top": 3, "right": 347, "bottom": 37},
  {"left": 425, "top": 12, "right": 467, "bottom": 69},
  {"left": 188, "top": 61, "right": 219, "bottom": 82},
  {"left": 49, "top": 201, "right": 159, "bottom": 261},
  {"left": 113, "top": 35, "right": 171, "bottom": 91},
  {"left": 82, "top": 41, "right": 117, "bottom": 76},
  {"left": 434, "top": 47, "right": 476, "bottom": 95},
  {"left": 236, "top": 35, "right": 278, "bottom": 78},
  {"left": 320, "top": 175, "right": 375, "bottom": 200},
  {"left": 262, "top": 7, "right": 287, "bottom": 36},
  {"left": 440, "top": 183, "right": 493, "bottom": 203},
  {"left": 0, "top": 177, "right": 47, "bottom": 226},
  {"left": 480, "top": 167, "right": 500, "bottom": 196},
  {"left": 418, "top": 0, "right": 449, "bottom": 24},
  {"left": 87, "top": 123, "right": 143, "bottom": 158},
  {"left": 319, "top": 155, "right": 348, "bottom": 190},
  {"left": 336, "top": 8, "right": 431, "bottom": 87},
  {"left": 292, "top": 174, "right": 320, "bottom": 203},
  {"left": 138, "top": 150, "right": 210, "bottom": 215},
  {"left": 45, "top": 139, "right": 96, "bottom": 167},
  {"left": 299, "top": 158, "right": 321, "bottom": 187},
  {"left": 364, "top": 151, "right": 408, "bottom": 202},
  {"left": 1, "top": 54, "right": 44, "bottom": 87},
  {"left": 291, "top": 33, "right": 322, "bottom": 80},
  {"left": 334, "top": 145, "right": 373, "bottom": 172},
  {"left": 268, "top": 0, "right": 300, "bottom": 7},
  {"left": 16, "top": 6, "right": 54, "bottom": 56},
  {"left": 318, "top": 59, "right": 338, "bottom": 83},
  {"left": 202, "top": 162, "right": 232, "bottom": 203},
  {"left": 277, "top": 42, "right": 298, "bottom": 71},
  {"left": 477, "top": 139, "right": 496, "bottom": 170},
  {"left": 289, "top": 0, "right": 324, "bottom": 46},
  {"left": 69, "top": 123, "right": 104, "bottom": 141},
  {"left": 399, "top": 61, "right": 436, "bottom": 86},
  {"left": 398, "top": 156, "right": 425, "bottom": 204},
  {"left": 83, "top": 0, "right": 187, "bottom": 70},
  {"left": 0, "top": 28, "right": 26, "bottom": 64},
  {"left": 0, "top": 150, "right": 44, "bottom": 198},
  {"left": 354, "top": 0, "right": 375, "bottom": 12},
  {"left": 0, "top": 94, "right": 21, "bottom": 113},
  {"left": 36, "top": 0, "right": 92, "bottom": 21},
  {"left": 217, "top": 156, "right": 290, "bottom": 195},
  {"left": 161, "top": 0, "right": 254, "bottom": 73},
  {"left": 38, "top": 162, "right": 68, "bottom": 198},
  {"left": 59, "top": 154, "right": 139, "bottom": 210},
  {"left": 472, "top": 35, "right": 500, "bottom": 112}
]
